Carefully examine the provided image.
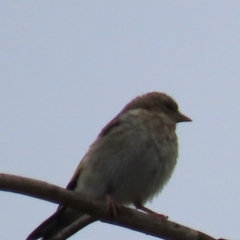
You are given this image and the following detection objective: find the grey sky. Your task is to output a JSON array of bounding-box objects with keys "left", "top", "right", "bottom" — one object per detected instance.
[{"left": 0, "top": 1, "right": 239, "bottom": 239}]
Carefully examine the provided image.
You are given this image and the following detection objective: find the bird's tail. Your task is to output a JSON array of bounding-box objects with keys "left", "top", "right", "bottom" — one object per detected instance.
[{"left": 26, "top": 207, "right": 96, "bottom": 240}]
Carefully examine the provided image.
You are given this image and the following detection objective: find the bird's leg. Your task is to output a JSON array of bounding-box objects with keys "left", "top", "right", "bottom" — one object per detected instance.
[
  {"left": 106, "top": 195, "right": 122, "bottom": 218},
  {"left": 133, "top": 202, "right": 168, "bottom": 219}
]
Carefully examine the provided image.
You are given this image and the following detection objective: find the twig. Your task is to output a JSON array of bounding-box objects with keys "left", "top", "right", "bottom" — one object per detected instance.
[{"left": 0, "top": 173, "right": 225, "bottom": 240}]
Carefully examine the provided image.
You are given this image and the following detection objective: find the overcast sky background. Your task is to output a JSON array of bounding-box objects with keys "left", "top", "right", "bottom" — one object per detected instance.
[{"left": 1, "top": 1, "right": 240, "bottom": 240}]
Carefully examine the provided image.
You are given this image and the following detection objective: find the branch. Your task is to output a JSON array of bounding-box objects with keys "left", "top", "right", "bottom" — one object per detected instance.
[{"left": 0, "top": 173, "right": 226, "bottom": 240}]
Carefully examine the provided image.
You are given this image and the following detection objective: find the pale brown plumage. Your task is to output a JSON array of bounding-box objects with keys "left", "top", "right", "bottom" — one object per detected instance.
[{"left": 27, "top": 92, "right": 191, "bottom": 240}]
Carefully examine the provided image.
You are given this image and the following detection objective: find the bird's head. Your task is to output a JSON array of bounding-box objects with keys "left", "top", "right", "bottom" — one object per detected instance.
[{"left": 122, "top": 92, "right": 192, "bottom": 124}]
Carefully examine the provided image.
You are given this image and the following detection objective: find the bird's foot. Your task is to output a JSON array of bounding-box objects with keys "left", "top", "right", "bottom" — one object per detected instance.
[
  {"left": 134, "top": 202, "right": 168, "bottom": 219},
  {"left": 106, "top": 195, "right": 122, "bottom": 218}
]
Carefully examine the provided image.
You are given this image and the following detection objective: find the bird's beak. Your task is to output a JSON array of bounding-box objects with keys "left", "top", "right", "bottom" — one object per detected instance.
[{"left": 177, "top": 112, "right": 192, "bottom": 123}]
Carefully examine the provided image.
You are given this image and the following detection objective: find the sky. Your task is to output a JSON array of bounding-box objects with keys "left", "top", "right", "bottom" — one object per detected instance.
[{"left": 0, "top": 1, "right": 240, "bottom": 239}]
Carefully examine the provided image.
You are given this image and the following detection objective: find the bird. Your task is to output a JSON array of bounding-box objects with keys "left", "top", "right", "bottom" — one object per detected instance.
[{"left": 27, "top": 92, "right": 191, "bottom": 239}]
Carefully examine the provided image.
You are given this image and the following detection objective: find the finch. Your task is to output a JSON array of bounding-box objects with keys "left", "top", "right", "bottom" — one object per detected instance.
[{"left": 27, "top": 92, "right": 191, "bottom": 239}]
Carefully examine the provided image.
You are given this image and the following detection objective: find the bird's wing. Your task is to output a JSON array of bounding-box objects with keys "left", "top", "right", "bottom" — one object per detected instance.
[
  {"left": 98, "top": 114, "right": 121, "bottom": 137},
  {"left": 65, "top": 114, "right": 121, "bottom": 192},
  {"left": 27, "top": 114, "right": 125, "bottom": 239},
  {"left": 40, "top": 114, "right": 122, "bottom": 218},
  {"left": 65, "top": 162, "right": 83, "bottom": 191}
]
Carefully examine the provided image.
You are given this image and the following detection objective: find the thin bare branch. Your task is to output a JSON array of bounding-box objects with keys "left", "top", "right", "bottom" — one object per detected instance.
[{"left": 0, "top": 173, "right": 225, "bottom": 240}]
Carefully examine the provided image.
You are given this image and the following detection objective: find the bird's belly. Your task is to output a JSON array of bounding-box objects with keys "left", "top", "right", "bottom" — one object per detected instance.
[
  {"left": 110, "top": 145, "right": 177, "bottom": 205},
  {"left": 75, "top": 129, "right": 178, "bottom": 206}
]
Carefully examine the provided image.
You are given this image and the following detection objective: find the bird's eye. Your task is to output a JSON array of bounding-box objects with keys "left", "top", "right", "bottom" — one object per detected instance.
[
  {"left": 164, "top": 102, "right": 174, "bottom": 110},
  {"left": 164, "top": 102, "right": 177, "bottom": 112}
]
